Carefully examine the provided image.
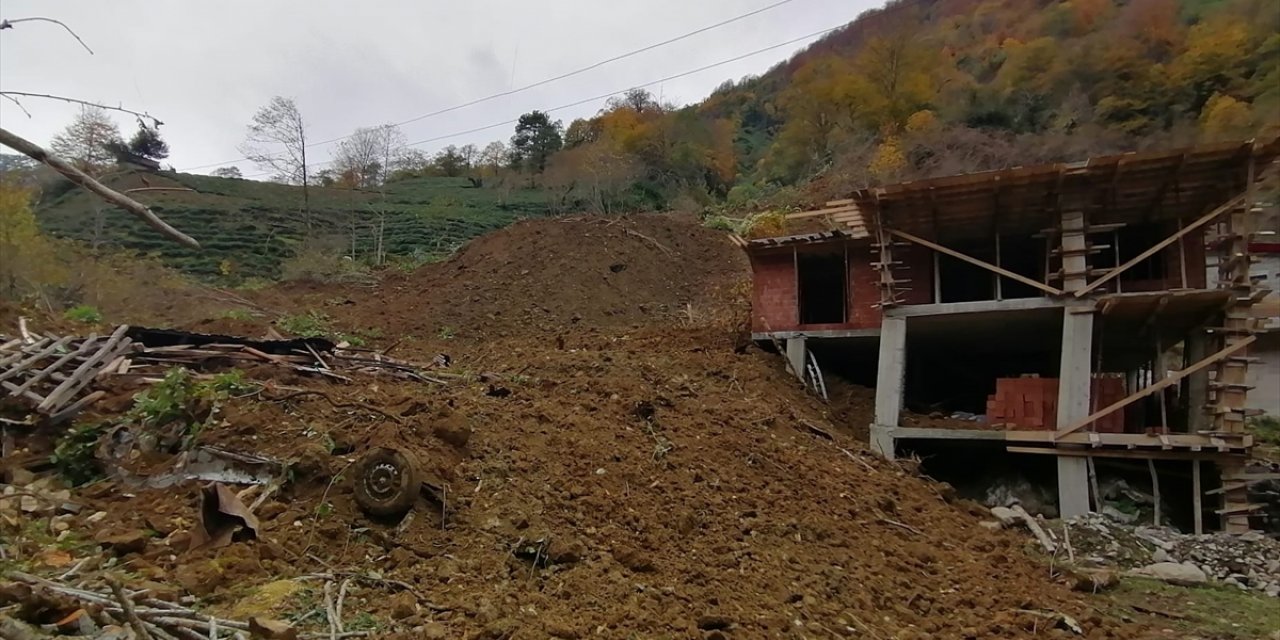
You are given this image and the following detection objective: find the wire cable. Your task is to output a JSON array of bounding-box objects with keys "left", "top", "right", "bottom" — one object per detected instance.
[
  {"left": 238, "top": 23, "right": 838, "bottom": 179},
  {"left": 181, "top": 0, "right": 800, "bottom": 172}
]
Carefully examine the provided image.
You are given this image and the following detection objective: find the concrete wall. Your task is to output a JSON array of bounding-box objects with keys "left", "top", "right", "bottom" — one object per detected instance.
[{"left": 749, "top": 240, "right": 932, "bottom": 333}]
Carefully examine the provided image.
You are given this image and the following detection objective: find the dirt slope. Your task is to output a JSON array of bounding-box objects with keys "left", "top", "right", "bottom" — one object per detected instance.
[
  {"left": 4, "top": 213, "right": 1150, "bottom": 638},
  {"left": 256, "top": 213, "right": 750, "bottom": 344}
]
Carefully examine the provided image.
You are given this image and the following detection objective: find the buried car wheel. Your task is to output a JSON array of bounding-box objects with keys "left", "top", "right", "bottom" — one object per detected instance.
[{"left": 352, "top": 447, "right": 422, "bottom": 517}]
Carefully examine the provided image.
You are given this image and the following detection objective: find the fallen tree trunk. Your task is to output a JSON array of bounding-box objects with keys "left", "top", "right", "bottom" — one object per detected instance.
[{"left": 0, "top": 126, "right": 199, "bottom": 248}]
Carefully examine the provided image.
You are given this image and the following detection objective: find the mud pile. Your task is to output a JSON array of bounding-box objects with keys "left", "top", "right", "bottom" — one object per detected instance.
[
  {"left": 2, "top": 213, "right": 1148, "bottom": 638},
  {"left": 257, "top": 214, "right": 749, "bottom": 344}
]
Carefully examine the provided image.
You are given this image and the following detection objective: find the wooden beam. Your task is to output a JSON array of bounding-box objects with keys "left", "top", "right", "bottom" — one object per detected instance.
[
  {"left": 1006, "top": 446, "right": 1244, "bottom": 461},
  {"left": 1074, "top": 194, "right": 1246, "bottom": 297},
  {"left": 1055, "top": 334, "right": 1257, "bottom": 438},
  {"left": 1149, "top": 458, "right": 1161, "bottom": 525},
  {"left": 887, "top": 228, "right": 1064, "bottom": 296},
  {"left": 786, "top": 205, "right": 859, "bottom": 219},
  {"left": 1192, "top": 460, "right": 1203, "bottom": 535}
]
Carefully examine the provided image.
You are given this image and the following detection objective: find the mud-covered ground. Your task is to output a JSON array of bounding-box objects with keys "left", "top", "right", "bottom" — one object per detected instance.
[{"left": 3, "top": 213, "right": 1162, "bottom": 638}]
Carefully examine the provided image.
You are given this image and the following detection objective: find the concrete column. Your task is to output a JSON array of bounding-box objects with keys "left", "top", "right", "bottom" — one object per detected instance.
[
  {"left": 872, "top": 315, "right": 907, "bottom": 459},
  {"left": 1056, "top": 307, "right": 1095, "bottom": 518},
  {"left": 785, "top": 337, "right": 806, "bottom": 382},
  {"left": 1186, "top": 330, "right": 1209, "bottom": 433}
]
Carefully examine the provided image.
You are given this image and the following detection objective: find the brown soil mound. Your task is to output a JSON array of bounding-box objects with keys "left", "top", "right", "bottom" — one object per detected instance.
[
  {"left": 258, "top": 213, "right": 750, "bottom": 344},
  {"left": 4, "top": 213, "right": 1149, "bottom": 638},
  {"left": 51, "top": 334, "right": 1142, "bottom": 638}
]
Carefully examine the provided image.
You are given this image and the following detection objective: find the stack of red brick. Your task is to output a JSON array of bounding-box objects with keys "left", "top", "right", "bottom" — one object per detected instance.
[{"left": 986, "top": 375, "right": 1126, "bottom": 432}]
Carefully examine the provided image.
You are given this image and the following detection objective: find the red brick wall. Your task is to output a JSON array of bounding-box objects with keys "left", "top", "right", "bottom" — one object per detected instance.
[
  {"left": 750, "top": 240, "right": 936, "bottom": 332},
  {"left": 750, "top": 248, "right": 797, "bottom": 332}
]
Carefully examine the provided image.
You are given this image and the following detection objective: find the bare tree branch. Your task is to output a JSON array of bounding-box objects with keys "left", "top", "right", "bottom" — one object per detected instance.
[
  {"left": 0, "top": 91, "right": 161, "bottom": 127},
  {"left": 0, "top": 126, "right": 199, "bottom": 248},
  {"left": 0, "top": 17, "right": 94, "bottom": 54},
  {"left": 0, "top": 93, "right": 31, "bottom": 118}
]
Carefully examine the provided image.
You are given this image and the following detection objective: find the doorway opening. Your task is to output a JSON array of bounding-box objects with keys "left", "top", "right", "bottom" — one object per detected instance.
[{"left": 798, "top": 249, "right": 847, "bottom": 325}]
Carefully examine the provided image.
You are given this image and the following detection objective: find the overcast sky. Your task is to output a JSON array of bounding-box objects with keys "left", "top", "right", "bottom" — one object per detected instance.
[{"left": 0, "top": 0, "right": 880, "bottom": 177}]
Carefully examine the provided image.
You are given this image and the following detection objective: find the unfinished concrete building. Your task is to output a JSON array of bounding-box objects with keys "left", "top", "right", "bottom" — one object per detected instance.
[{"left": 745, "top": 138, "right": 1280, "bottom": 532}]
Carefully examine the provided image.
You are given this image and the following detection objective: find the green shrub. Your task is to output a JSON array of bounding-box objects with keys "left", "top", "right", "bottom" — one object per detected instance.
[
  {"left": 64, "top": 305, "right": 103, "bottom": 324},
  {"left": 702, "top": 215, "right": 738, "bottom": 232},
  {"left": 1250, "top": 416, "right": 1280, "bottom": 446},
  {"left": 51, "top": 423, "right": 107, "bottom": 486},
  {"left": 221, "top": 309, "right": 255, "bottom": 321},
  {"left": 278, "top": 311, "right": 331, "bottom": 338}
]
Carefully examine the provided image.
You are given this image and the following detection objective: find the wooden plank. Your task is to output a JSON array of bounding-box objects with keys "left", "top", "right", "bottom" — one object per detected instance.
[
  {"left": 38, "top": 325, "right": 130, "bottom": 413},
  {"left": 10, "top": 336, "right": 99, "bottom": 395},
  {"left": 1006, "top": 446, "right": 1243, "bottom": 461},
  {"left": 0, "top": 335, "right": 74, "bottom": 383},
  {"left": 1192, "top": 460, "right": 1203, "bottom": 535},
  {"left": 0, "top": 337, "right": 52, "bottom": 369},
  {"left": 1149, "top": 458, "right": 1161, "bottom": 525},
  {"left": 888, "top": 228, "right": 1064, "bottom": 296},
  {"left": 785, "top": 205, "right": 858, "bottom": 220},
  {"left": 1055, "top": 335, "right": 1257, "bottom": 438},
  {"left": 825, "top": 199, "right": 854, "bottom": 207},
  {"left": 0, "top": 379, "right": 45, "bottom": 404},
  {"left": 1074, "top": 194, "right": 1246, "bottom": 297}
]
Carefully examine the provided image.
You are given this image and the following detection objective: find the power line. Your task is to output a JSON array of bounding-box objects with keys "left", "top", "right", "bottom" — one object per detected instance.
[
  {"left": 240, "top": 24, "right": 839, "bottom": 179},
  {"left": 182, "top": 0, "right": 799, "bottom": 172}
]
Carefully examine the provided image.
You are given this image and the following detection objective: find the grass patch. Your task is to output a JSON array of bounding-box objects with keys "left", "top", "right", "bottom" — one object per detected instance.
[
  {"left": 278, "top": 311, "right": 332, "bottom": 338},
  {"left": 63, "top": 304, "right": 103, "bottom": 324},
  {"left": 1105, "top": 577, "right": 1280, "bottom": 639}
]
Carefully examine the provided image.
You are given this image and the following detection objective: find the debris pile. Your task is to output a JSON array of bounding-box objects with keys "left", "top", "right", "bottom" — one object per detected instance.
[
  {"left": 0, "top": 214, "right": 1158, "bottom": 637},
  {"left": 1, "top": 322, "right": 456, "bottom": 430},
  {"left": 1053, "top": 513, "right": 1280, "bottom": 597}
]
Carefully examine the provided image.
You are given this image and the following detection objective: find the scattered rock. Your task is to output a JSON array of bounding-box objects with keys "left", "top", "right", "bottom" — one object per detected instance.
[
  {"left": 389, "top": 591, "right": 417, "bottom": 620},
  {"left": 95, "top": 529, "right": 149, "bottom": 556},
  {"left": 613, "top": 546, "right": 655, "bottom": 573},
  {"left": 6, "top": 468, "right": 35, "bottom": 486},
  {"left": 432, "top": 412, "right": 473, "bottom": 448},
  {"left": 247, "top": 617, "right": 298, "bottom": 639},
  {"left": 1151, "top": 548, "right": 1170, "bottom": 563},
  {"left": 422, "top": 622, "right": 449, "bottom": 639},
  {"left": 978, "top": 520, "right": 1003, "bottom": 531},
  {"left": 1067, "top": 568, "right": 1120, "bottom": 593},
  {"left": 1126, "top": 562, "right": 1208, "bottom": 586},
  {"left": 1100, "top": 505, "right": 1138, "bottom": 524},
  {"left": 546, "top": 538, "right": 585, "bottom": 565},
  {"left": 696, "top": 614, "right": 733, "bottom": 631},
  {"left": 989, "top": 506, "right": 1017, "bottom": 527}
]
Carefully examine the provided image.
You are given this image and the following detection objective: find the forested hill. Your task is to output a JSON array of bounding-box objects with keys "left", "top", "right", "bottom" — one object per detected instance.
[{"left": 555, "top": 0, "right": 1279, "bottom": 209}]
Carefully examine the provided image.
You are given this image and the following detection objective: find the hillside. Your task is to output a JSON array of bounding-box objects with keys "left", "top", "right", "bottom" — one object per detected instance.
[
  {"left": 26, "top": 0, "right": 1280, "bottom": 281},
  {"left": 33, "top": 170, "right": 557, "bottom": 280},
  {"left": 543, "top": 0, "right": 1280, "bottom": 208},
  {"left": 2, "top": 213, "right": 1166, "bottom": 638}
]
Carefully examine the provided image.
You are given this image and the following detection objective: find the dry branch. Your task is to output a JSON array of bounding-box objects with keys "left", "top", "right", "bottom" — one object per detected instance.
[
  {"left": 0, "top": 16, "right": 94, "bottom": 54},
  {"left": 0, "top": 91, "right": 163, "bottom": 127},
  {"left": 0, "top": 127, "right": 198, "bottom": 247}
]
